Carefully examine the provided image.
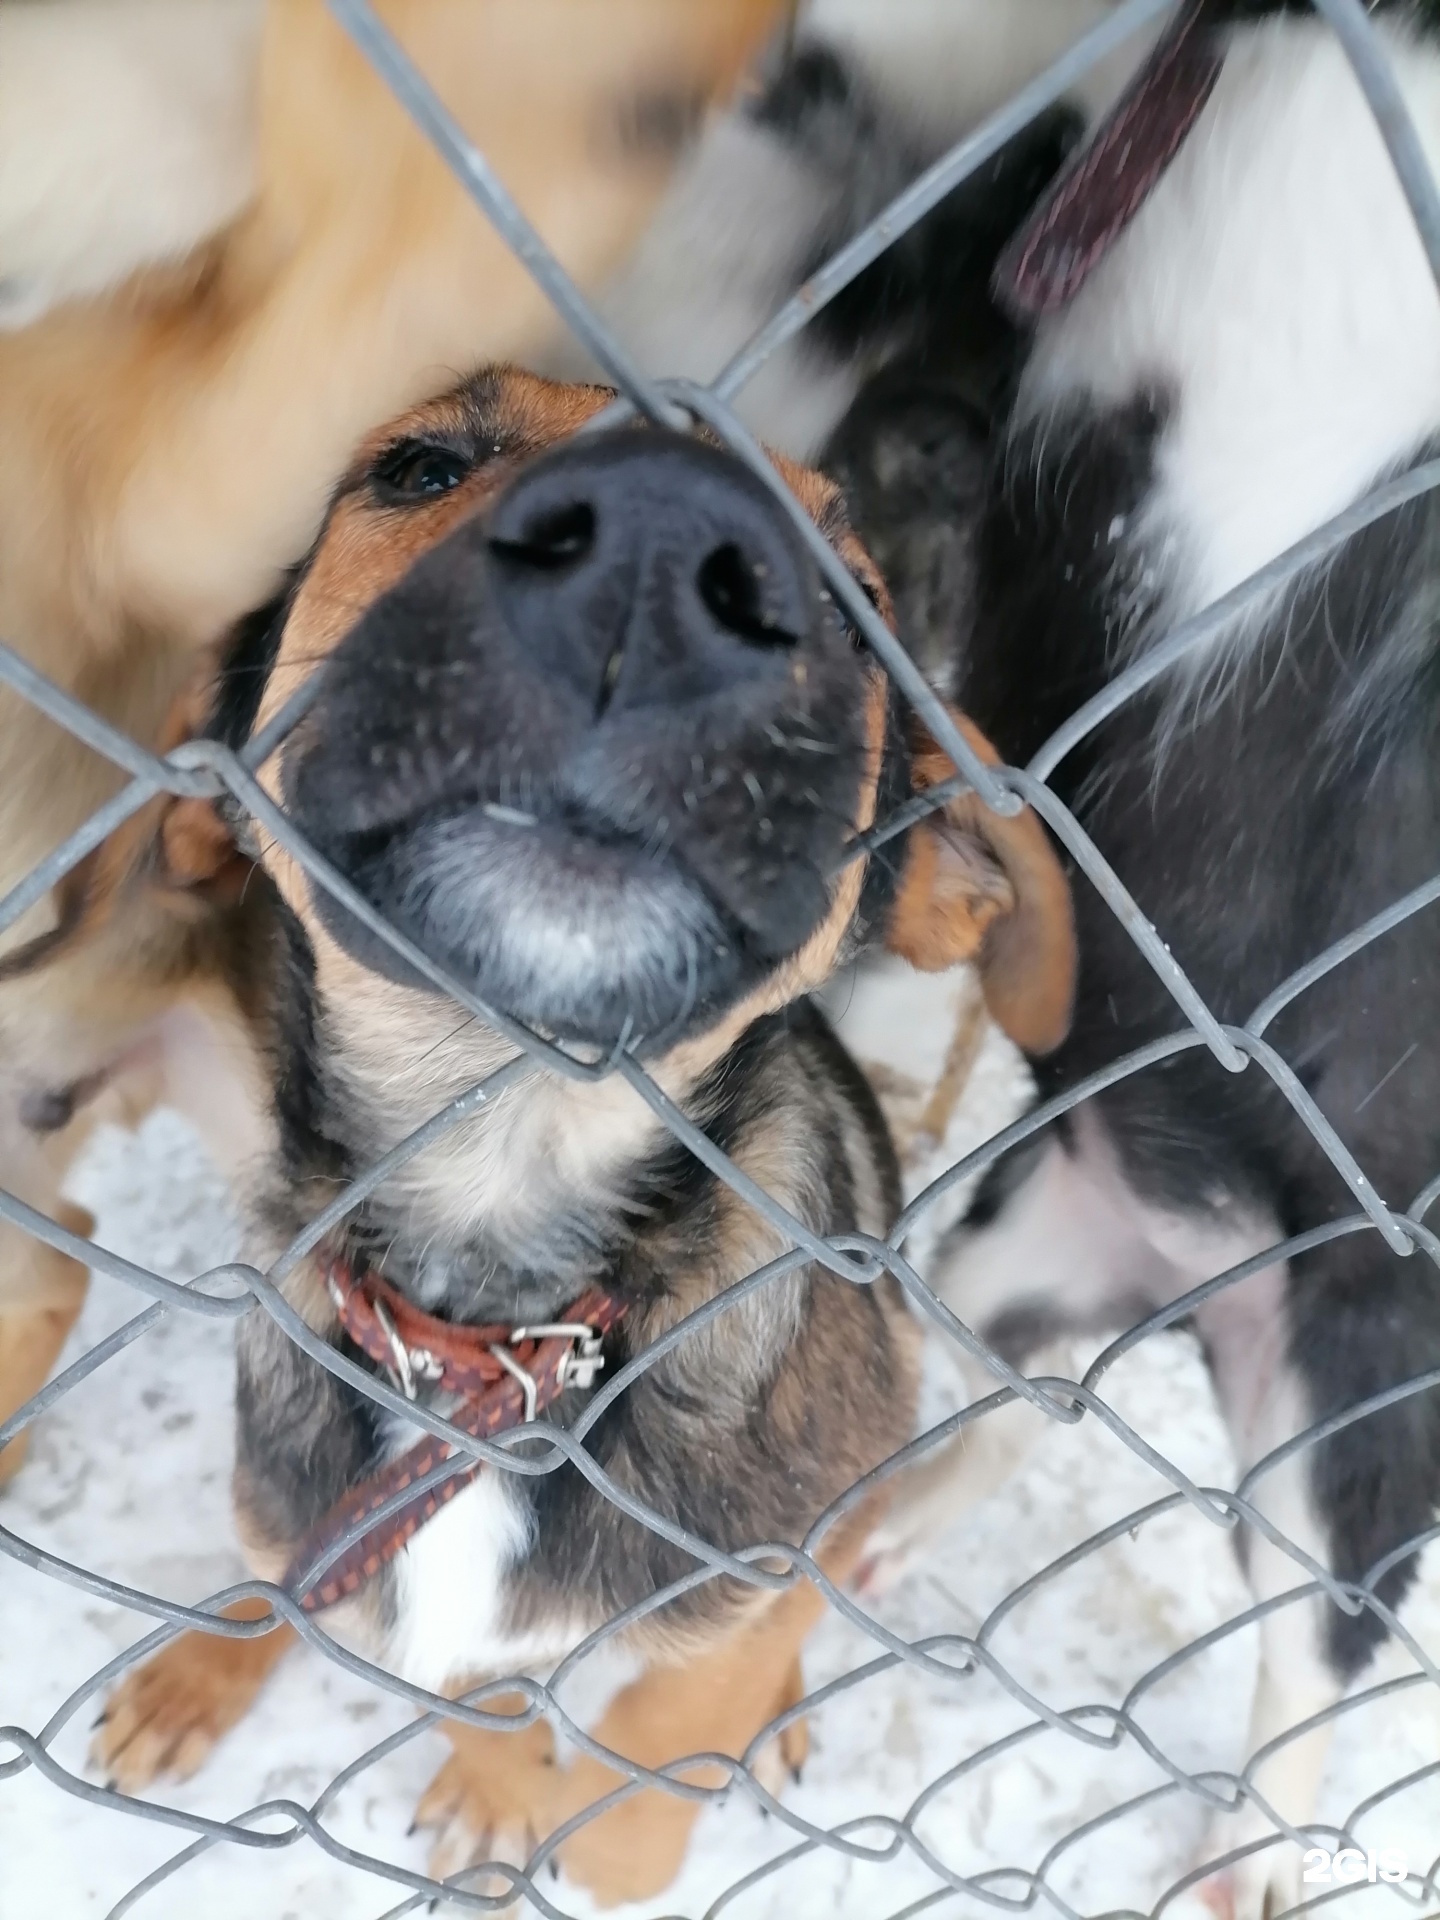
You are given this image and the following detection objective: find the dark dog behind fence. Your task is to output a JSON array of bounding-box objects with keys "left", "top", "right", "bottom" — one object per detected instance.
[{"left": 3, "top": 0, "right": 1440, "bottom": 1911}]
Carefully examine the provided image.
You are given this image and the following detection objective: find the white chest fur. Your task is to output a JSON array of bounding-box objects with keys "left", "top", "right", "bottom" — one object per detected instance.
[
  {"left": 385, "top": 1466, "right": 552, "bottom": 1695},
  {"left": 382, "top": 1459, "right": 645, "bottom": 1747}
]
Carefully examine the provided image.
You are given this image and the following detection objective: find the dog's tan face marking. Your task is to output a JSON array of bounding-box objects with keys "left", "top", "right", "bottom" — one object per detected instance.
[
  {"left": 255, "top": 375, "right": 617, "bottom": 736},
  {"left": 251, "top": 379, "right": 623, "bottom": 1073}
]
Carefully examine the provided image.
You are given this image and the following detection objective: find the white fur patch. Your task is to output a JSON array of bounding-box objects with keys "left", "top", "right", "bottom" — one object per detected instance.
[
  {"left": 550, "top": 112, "right": 861, "bottom": 457},
  {"left": 1195, "top": 1371, "right": 1342, "bottom": 1920},
  {"left": 385, "top": 1461, "right": 560, "bottom": 1696},
  {"left": 408, "top": 815, "right": 725, "bottom": 1036},
  {"left": 823, "top": 951, "right": 980, "bottom": 1087},
  {"left": 1022, "top": 19, "right": 1440, "bottom": 646},
  {"left": 0, "top": 0, "right": 259, "bottom": 327},
  {"left": 810, "top": 0, "right": 1145, "bottom": 142},
  {"left": 327, "top": 985, "right": 670, "bottom": 1273}
]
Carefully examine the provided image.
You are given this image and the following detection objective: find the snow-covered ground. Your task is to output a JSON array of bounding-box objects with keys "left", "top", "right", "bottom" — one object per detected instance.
[{"left": 2, "top": 983, "right": 1439, "bottom": 1920}]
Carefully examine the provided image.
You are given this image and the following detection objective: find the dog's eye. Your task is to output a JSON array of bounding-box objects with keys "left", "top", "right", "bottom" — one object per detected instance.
[
  {"left": 372, "top": 440, "right": 474, "bottom": 503},
  {"left": 843, "top": 576, "right": 884, "bottom": 649}
]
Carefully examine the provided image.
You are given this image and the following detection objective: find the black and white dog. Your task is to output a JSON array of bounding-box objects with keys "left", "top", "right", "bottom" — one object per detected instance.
[{"left": 844, "top": 6, "right": 1440, "bottom": 1915}]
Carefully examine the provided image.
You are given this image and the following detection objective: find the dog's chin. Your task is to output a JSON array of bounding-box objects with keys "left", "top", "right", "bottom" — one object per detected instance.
[{"left": 311, "top": 809, "right": 785, "bottom": 1051}]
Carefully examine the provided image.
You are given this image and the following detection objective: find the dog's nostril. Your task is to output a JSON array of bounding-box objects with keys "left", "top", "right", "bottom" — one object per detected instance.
[
  {"left": 491, "top": 500, "right": 596, "bottom": 572},
  {"left": 697, "top": 542, "right": 797, "bottom": 649}
]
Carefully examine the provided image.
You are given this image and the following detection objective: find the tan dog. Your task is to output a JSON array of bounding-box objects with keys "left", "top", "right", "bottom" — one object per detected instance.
[
  {"left": 0, "top": 0, "right": 788, "bottom": 1483},
  {"left": 89, "top": 366, "right": 1074, "bottom": 1903}
]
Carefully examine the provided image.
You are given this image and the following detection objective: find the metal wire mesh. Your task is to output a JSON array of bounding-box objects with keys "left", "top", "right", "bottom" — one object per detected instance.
[{"left": 2, "top": 0, "right": 1440, "bottom": 1912}]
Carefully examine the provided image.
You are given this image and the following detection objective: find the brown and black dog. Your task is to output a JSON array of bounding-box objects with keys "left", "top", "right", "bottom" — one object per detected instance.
[
  {"left": 0, "top": 0, "right": 788, "bottom": 1485},
  {"left": 88, "top": 369, "right": 1074, "bottom": 1902}
]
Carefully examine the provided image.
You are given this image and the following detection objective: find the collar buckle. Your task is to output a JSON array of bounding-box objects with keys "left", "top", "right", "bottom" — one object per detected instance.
[
  {"left": 511, "top": 1321, "right": 608, "bottom": 1393},
  {"left": 488, "top": 1342, "right": 540, "bottom": 1423},
  {"left": 372, "top": 1297, "right": 443, "bottom": 1400}
]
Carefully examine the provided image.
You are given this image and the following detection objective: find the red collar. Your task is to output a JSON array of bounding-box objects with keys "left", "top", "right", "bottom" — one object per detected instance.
[
  {"left": 283, "top": 1254, "right": 626, "bottom": 1612},
  {"left": 995, "top": 0, "right": 1224, "bottom": 317}
]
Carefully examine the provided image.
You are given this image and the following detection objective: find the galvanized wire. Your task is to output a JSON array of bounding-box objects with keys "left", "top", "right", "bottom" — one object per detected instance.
[{"left": 3, "top": 1, "right": 1440, "bottom": 1915}]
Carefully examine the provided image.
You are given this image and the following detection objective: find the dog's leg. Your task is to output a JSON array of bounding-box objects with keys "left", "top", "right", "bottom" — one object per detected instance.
[
  {"left": 1182, "top": 1212, "right": 1440, "bottom": 1920},
  {"left": 0, "top": 1086, "right": 101, "bottom": 1486},
  {"left": 1104, "top": 1188, "right": 1338, "bottom": 1920},
  {"left": 412, "top": 1690, "right": 561, "bottom": 1901},
  {"left": 555, "top": 1581, "right": 826, "bottom": 1907},
  {"left": 91, "top": 1596, "right": 298, "bottom": 1792},
  {"left": 418, "top": 1526, "right": 868, "bottom": 1907},
  {"left": 0, "top": 1001, "right": 249, "bottom": 1487},
  {"left": 1191, "top": 1373, "right": 1341, "bottom": 1920},
  {"left": 752, "top": 1645, "right": 811, "bottom": 1791},
  {"left": 0, "top": 1200, "right": 91, "bottom": 1486}
]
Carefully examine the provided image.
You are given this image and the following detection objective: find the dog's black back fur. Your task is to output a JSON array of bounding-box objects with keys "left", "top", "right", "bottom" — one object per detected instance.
[{"left": 973, "top": 413, "right": 1440, "bottom": 1671}]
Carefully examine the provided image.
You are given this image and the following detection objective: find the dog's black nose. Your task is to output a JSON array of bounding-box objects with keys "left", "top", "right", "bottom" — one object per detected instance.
[{"left": 483, "top": 428, "right": 820, "bottom": 718}]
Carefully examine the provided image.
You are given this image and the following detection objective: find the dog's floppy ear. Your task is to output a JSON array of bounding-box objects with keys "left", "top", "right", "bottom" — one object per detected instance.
[
  {"left": 0, "top": 679, "right": 251, "bottom": 984},
  {"left": 887, "top": 707, "right": 1076, "bottom": 1055}
]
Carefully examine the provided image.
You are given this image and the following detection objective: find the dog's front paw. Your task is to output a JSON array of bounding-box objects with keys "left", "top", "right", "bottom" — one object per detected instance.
[
  {"left": 93, "top": 1648, "right": 239, "bottom": 1791},
  {"left": 91, "top": 1602, "right": 294, "bottom": 1793},
  {"left": 415, "top": 1715, "right": 560, "bottom": 1904}
]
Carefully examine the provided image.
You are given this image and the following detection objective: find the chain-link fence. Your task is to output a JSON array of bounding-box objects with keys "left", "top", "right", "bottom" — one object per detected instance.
[{"left": 3, "top": 0, "right": 1440, "bottom": 1912}]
